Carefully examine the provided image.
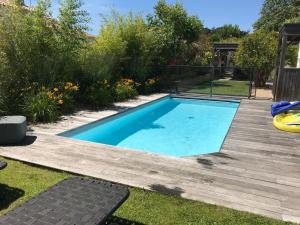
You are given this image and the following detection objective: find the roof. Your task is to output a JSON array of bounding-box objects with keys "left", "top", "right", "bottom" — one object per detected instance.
[
  {"left": 279, "top": 23, "right": 300, "bottom": 43},
  {"left": 86, "top": 33, "right": 96, "bottom": 40},
  {"left": 0, "top": 0, "right": 11, "bottom": 5},
  {"left": 213, "top": 43, "right": 239, "bottom": 51}
]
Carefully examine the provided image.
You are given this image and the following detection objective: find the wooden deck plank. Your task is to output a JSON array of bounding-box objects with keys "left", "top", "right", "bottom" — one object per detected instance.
[{"left": 0, "top": 95, "right": 300, "bottom": 223}]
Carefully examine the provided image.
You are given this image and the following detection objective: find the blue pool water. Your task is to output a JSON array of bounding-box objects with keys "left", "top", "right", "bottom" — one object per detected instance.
[{"left": 60, "top": 97, "right": 239, "bottom": 157}]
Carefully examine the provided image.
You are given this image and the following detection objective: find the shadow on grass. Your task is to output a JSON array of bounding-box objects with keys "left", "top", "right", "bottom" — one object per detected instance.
[
  {"left": 0, "top": 184, "right": 24, "bottom": 210},
  {"left": 149, "top": 184, "right": 184, "bottom": 197},
  {"left": 107, "top": 216, "right": 146, "bottom": 225}
]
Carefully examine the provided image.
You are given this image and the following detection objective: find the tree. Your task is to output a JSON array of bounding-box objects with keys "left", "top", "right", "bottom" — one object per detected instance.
[
  {"left": 114, "top": 13, "right": 156, "bottom": 81},
  {"left": 57, "top": 0, "right": 90, "bottom": 80},
  {"left": 234, "top": 30, "right": 278, "bottom": 87},
  {"left": 0, "top": 0, "right": 90, "bottom": 115},
  {"left": 82, "top": 11, "right": 158, "bottom": 85},
  {"left": 82, "top": 14, "right": 127, "bottom": 83},
  {"left": 254, "top": 0, "right": 300, "bottom": 31},
  {"left": 58, "top": 0, "right": 89, "bottom": 53},
  {"left": 11, "top": 0, "right": 24, "bottom": 5},
  {"left": 147, "top": 0, "right": 204, "bottom": 64},
  {"left": 210, "top": 24, "right": 247, "bottom": 42},
  {"left": 0, "top": 0, "right": 55, "bottom": 113},
  {"left": 30, "top": 0, "right": 58, "bottom": 84},
  {"left": 187, "top": 34, "right": 212, "bottom": 65}
]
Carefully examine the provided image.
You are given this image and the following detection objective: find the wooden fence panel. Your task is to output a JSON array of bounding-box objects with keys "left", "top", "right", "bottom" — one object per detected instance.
[{"left": 274, "top": 68, "right": 300, "bottom": 101}]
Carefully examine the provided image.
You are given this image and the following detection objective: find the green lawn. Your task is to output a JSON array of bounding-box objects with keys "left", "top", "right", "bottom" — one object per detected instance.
[
  {"left": 188, "top": 80, "right": 250, "bottom": 96},
  {"left": 0, "top": 157, "right": 70, "bottom": 216},
  {"left": 0, "top": 157, "right": 295, "bottom": 225}
]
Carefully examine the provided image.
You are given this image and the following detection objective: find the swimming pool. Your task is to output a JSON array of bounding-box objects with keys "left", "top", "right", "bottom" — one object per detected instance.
[{"left": 60, "top": 97, "right": 240, "bottom": 157}]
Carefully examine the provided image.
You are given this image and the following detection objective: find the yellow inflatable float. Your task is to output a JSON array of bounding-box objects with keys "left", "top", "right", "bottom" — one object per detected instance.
[{"left": 273, "top": 113, "right": 300, "bottom": 133}]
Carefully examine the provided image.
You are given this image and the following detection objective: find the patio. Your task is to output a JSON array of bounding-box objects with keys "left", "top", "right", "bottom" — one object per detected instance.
[{"left": 0, "top": 94, "right": 299, "bottom": 223}]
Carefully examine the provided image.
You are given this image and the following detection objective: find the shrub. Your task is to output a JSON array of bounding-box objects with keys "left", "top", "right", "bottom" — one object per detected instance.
[
  {"left": 83, "top": 12, "right": 156, "bottom": 84},
  {"left": 148, "top": 0, "right": 204, "bottom": 64},
  {"left": 114, "top": 79, "right": 138, "bottom": 101},
  {"left": 234, "top": 30, "right": 277, "bottom": 87},
  {"left": 81, "top": 28, "right": 126, "bottom": 83},
  {"left": 0, "top": 91, "right": 7, "bottom": 116},
  {"left": 233, "top": 68, "right": 250, "bottom": 81},
  {"left": 115, "top": 13, "right": 155, "bottom": 82},
  {"left": 0, "top": 80, "right": 29, "bottom": 116},
  {"left": 49, "top": 82, "right": 80, "bottom": 113},
  {"left": 0, "top": 0, "right": 89, "bottom": 117},
  {"left": 144, "top": 77, "right": 160, "bottom": 94},
  {"left": 23, "top": 90, "right": 60, "bottom": 123},
  {"left": 82, "top": 80, "right": 114, "bottom": 107}
]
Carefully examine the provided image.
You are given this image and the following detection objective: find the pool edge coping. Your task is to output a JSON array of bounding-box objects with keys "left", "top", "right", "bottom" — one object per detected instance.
[{"left": 58, "top": 94, "right": 170, "bottom": 137}]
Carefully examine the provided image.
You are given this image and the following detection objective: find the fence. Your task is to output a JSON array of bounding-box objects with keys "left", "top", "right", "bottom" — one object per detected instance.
[
  {"left": 273, "top": 68, "right": 300, "bottom": 101},
  {"left": 154, "top": 65, "right": 256, "bottom": 98}
]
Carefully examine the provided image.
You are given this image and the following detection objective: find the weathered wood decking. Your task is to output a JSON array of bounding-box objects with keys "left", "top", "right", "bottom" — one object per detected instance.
[{"left": 0, "top": 94, "right": 299, "bottom": 223}]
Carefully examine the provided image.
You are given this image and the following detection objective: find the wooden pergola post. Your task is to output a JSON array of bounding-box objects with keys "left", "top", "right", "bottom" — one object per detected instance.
[
  {"left": 273, "top": 23, "right": 300, "bottom": 101},
  {"left": 297, "top": 42, "right": 300, "bottom": 68},
  {"left": 274, "top": 33, "right": 288, "bottom": 101}
]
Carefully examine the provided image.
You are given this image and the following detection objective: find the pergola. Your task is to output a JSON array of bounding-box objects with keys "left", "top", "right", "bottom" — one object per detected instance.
[
  {"left": 211, "top": 43, "right": 239, "bottom": 68},
  {"left": 273, "top": 23, "right": 300, "bottom": 101}
]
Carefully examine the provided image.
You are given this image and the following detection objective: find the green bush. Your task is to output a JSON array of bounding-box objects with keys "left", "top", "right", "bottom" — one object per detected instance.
[
  {"left": 81, "top": 26, "right": 127, "bottom": 83},
  {"left": 0, "top": 91, "right": 7, "bottom": 116},
  {"left": 148, "top": 0, "right": 204, "bottom": 65},
  {"left": 234, "top": 30, "right": 277, "bottom": 87},
  {"left": 0, "top": 0, "right": 89, "bottom": 117},
  {"left": 82, "top": 80, "right": 114, "bottom": 107},
  {"left": 56, "top": 82, "right": 80, "bottom": 113},
  {"left": 23, "top": 91, "right": 60, "bottom": 123},
  {"left": 82, "top": 12, "right": 155, "bottom": 84},
  {"left": 114, "top": 79, "right": 138, "bottom": 101},
  {"left": 0, "top": 80, "right": 29, "bottom": 116},
  {"left": 143, "top": 77, "right": 161, "bottom": 94}
]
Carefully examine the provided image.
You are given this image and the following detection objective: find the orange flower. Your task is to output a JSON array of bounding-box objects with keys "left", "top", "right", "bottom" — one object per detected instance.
[
  {"left": 72, "top": 85, "right": 79, "bottom": 91},
  {"left": 58, "top": 99, "right": 64, "bottom": 105},
  {"left": 146, "top": 78, "right": 156, "bottom": 86},
  {"left": 47, "top": 92, "right": 53, "bottom": 99}
]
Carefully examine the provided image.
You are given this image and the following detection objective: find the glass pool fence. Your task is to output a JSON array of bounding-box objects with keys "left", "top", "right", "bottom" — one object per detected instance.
[{"left": 151, "top": 65, "right": 256, "bottom": 98}]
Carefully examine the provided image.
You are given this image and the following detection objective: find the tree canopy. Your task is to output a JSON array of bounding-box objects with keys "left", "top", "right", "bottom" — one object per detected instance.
[
  {"left": 209, "top": 24, "right": 247, "bottom": 42},
  {"left": 147, "top": 0, "right": 204, "bottom": 64},
  {"left": 254, "top": 0, "right": 300, "bottom": 31},
  {"left": 234, "top": 30, "right": 278, "bottom": 86}
]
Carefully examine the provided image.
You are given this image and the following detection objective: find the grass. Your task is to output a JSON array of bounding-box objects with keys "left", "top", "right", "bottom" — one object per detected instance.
[
  {"left": 0, "top": 157, "right": 70, "bottom": 216},
  {"left": 188, "top": 80, "right": 250, "bottom": 96},
  {"left": 0, "top": 157, "right": 295, "bottom": 225}
]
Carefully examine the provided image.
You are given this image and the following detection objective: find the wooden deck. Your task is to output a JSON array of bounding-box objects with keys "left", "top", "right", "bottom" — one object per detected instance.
[{"left": 0, "top": 95, "right": 300, "bottom": 223}]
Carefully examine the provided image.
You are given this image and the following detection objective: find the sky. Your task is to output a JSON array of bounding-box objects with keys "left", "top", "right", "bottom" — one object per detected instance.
[{"left": 24, "top": 0, "right": 265, "bottom": 35}]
